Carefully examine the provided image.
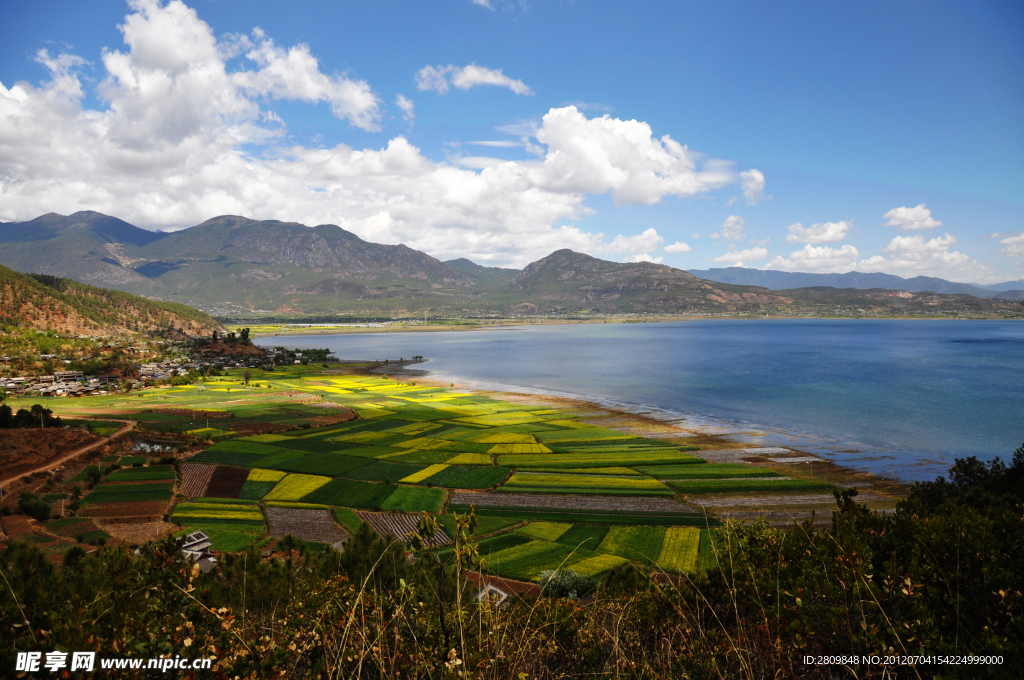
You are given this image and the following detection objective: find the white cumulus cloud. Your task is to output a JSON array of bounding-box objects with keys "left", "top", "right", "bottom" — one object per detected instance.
[
  {"left": 624, "top": 253, "right": 663, "bottom": 264},
  {"left": 606, "top": 227, "right": 663, "bottom": 253},
  {"left": 999, "top": 233, "right": 1024, "bottom": 268},
  {"left": 713, "top": 247, "right": 767, "bottom": 266},
  {"left": 395, "top": 94, "right": 414, "bottom": 125},
  {"left": 883, "top": 204, "right": 943, "bottom": 231},
  {"left": 0, "top": 0, "right": 752, "bottom": 268},
  {"left": 858, "top": 234, "right": 994, "bottom": 282},
  {"left": 764, "top": 244, "right": 860, "bottom": 273},
  {"left": 471, "top": 0, "right": 495, "bottom": 8},
  {"left": 664, "top": 241, "right": 692, "bottom": 253},
  {"left": 785, "top": 220, "right": 851, "bottom": 244},
  {"left": 709, "top": 215, "right": 747, "bottom": 241},
  {"left": 740, "top": 169, "right": 765, "bottom": 205},
  {"left": 416, "top": 63, "right": 533, "bottom": 96}
]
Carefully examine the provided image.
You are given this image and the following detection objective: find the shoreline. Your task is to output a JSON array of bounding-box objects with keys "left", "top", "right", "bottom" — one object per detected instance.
[
  {"left": 331, "top": 359, "right": 910, "bottom": 502},
  {"left": 238, "top": 314, "right": 1022, "bottom": 339}
]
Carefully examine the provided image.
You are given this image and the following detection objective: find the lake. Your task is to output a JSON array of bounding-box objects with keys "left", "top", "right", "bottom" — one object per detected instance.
[{"left": 255, "top": 320, "right": 1024, "bottom": 482}]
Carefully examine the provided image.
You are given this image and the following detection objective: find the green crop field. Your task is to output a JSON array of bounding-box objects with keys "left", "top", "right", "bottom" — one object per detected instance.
[
  {"left": 346, "top": 461, "right": 426, "bottom": 483},
  {"left": 174, "top": 526, "right": 265, "bottom": 552},
  {"left": 666, "top": 478, "right": 832, "bottom": 494},
  {"left": 83, "top": 482, "right": 172, "bottom": 505},
  {"left": 555, "top": 524, "right": 610, "bottom": 550},
  {"left": 302, "top": 479, "right": 397, "bottom": 509},
  {"left": 459, "top": 506, "right": 716, "bottom": 527},
  {"left": 420, "top": 465, "right": 509, "bottom": 489},
  {"left": 172, "top": 502, "right": 265, "bottom": 528},
  {"left": 657, "top": 527, "right": 702, "bottom": 574},
  {"left": 380, "top": 486, "right": 446, "bottom": 513},
  {"left": 637, "top": 463, "right": 783, "bottom": 479},
  {"left": 517, "top": 521, "right": 571, "bottom": 541},
  {"left": 484, "top": 540, "right": 577, "bottom": 581},
  {"left": 274, "top": 454, "right": 368, "bottom": 477},
  {"left": 105, "top": 465, "right": 176, "bottom": 482},
  {"left": 498, "top": 451, "right": 703, "bottom": 469},
  {"left": 569, "top": 554, "right": 629, "bottom": 577},
  {"left": 598, "top": 526, "right": 666, "bottom": 563},
  {"left": 499, "top": 473, "right": 673, "bottom": 496}
]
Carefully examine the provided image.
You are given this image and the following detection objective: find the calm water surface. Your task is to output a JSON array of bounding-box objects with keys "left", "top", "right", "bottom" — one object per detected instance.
[{"left": 256, "top": 320, "right": 1024, "bottom": 482}]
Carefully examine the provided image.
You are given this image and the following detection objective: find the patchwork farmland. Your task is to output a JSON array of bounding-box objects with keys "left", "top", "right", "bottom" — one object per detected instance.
[{"left": 12, "top": 364, "right": 886, "bottom": 584}]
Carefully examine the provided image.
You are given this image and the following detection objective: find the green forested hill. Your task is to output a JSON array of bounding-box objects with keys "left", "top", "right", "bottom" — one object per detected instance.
[{"left": 0, "top": 264, "right": 221, "bottom": 337}]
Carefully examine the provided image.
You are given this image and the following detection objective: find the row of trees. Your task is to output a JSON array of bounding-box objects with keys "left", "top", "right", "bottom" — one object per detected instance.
[{"left": 0, "top": 403, "right": 62, "bottom": 429}]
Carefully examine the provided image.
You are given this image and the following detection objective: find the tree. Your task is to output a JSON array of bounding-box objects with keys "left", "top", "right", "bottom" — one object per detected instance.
[
  {"left": 243, "top": 368, "right": 252, "bottom": 386},
  {"left": 411, "top": 508, "right": 481, "bottom": 659},
  {"left": 17, "top": 492, "right": 51, "bottom": 521},
  {"left": 240, "top": 328, "right": 250, "bottom": 343}
]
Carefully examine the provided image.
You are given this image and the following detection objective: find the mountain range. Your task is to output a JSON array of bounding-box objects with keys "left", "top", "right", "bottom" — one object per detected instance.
[
  {"left": 687, "top": 267, "right": 1024, "bottom": 300},
  {"left": 0, "top": 211, "right": 1020, "bottom": 318}
]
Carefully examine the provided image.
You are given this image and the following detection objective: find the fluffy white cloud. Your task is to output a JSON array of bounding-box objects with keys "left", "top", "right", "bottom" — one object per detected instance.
[
  {"left": 624, "top": 253, "right": 663, "bottom": 264},
  {"left": 664, "top": 241, "right": 692, "bottom": 253},
  {"left": 883, "top": 204, "right": 942, "bottom": 231},
  {"left": 764, "top": 244, "right": 859, "bottom": 273},
  {"left": 713, "top": 247, "right": 767, "bottom": 266},
  {"left": 526, "top": 106, "right": 736, "bottom": 205},
  {"left": 395, "top": 94, "right": 414, "bottom": 125},
  {"left": 999, "top": 233, "right": 1024, "bottom": 267},
  {"left": 471, "top": 0, "right": 495, "bottom": 8},
  {"left": 785, "top": 220, "right": 851, "bottom": 244},
  {"left": 740, "top": 169, "right": 765, "bottom": 204},
  {"left": 0, "top": 0, "right": 750, "bottom": 268},
  {"left": 858, "top": 234, "right": 994, "bottom": 282},
  {"left": 416, "top": 64, "right": 533, "bottom": 96},
  {"left": 606, "top": 227, "right": 663, "bottom": 253},
  {"left": 709, "top": 215, "right": 747, "bottom": 241}
]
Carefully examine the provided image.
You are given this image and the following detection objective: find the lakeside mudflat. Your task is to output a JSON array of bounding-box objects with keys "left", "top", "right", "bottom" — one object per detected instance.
[{"left": 255, "top": 319, "right": 1024, "bottom": 482}]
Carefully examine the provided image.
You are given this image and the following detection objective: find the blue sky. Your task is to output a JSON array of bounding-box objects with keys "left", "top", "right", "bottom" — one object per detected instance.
[{"left": 1, "top": 0, "right": 1022, "bottom": 281}]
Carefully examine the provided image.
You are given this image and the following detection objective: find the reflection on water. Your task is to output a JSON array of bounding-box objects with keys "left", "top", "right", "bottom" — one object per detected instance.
[{"left": 256, "top": 320, "right": 1024, "bottom": 482}]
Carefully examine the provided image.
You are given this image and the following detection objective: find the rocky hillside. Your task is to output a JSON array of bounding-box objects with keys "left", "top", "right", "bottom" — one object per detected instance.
[
  {"left": 0, "top": 265, "right": 222, "bottom": 337},
  {"left": 507, "top": 250, "right": 791, "bottom": 314}
]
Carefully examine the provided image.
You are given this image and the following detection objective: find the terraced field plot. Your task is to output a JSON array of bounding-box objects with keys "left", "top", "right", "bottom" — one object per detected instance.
[
  {"left": 657, "top": 527, "right": 702, "bottom": 574},
  {"left": 205, "top": 466, "right": 250, "bottom": 498},
  {"left": 499, "top": 450, "right": 702, "bottom": 469},
  {"left": 500, "top": 473, "right": 673, "bottom": 496},
  {"left": 355, "top": 511, "right": 450, "bottom": 546},
  {"left": 667, "top": 478, "right": 832, "bottom": 494},
  {"left": 180, "top": 463, "right": 214, "bottom": 497},
  {"left": 302, "top": 479, "right": 398, "bottom": 509},
  {"left": 637, "top": 464, "right": 784, "bottom": 479},
  {"left": 266, "top": 507, "right": 347, "bottom": 544},
  {"left": 84, "top": 482, "right": 173, "bottom": 505},
  {"left": 105, "top": 465, "right": 175, "bottom": 482},
  {"left": 264, "top": 474, "right": 331, "bottom": 501}
]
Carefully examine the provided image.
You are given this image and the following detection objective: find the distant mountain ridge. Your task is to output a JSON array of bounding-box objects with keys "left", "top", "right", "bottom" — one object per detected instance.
[
  {"left": 0, "top": 212, "right": 1020, "bottom": 317},
  {"left": 686, "top": 267, "right": 1024, "bottom": 299}
]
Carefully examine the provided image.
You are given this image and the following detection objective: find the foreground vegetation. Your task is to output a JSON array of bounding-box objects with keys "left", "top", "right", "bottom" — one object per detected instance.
[{"left": 2, "top": 449, "right": 1021, "bottom": 678}]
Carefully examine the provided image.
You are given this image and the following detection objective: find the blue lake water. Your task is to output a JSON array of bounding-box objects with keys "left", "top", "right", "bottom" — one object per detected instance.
[{"left": 256, "top": 320, "right": 1024, "bottom": 482}]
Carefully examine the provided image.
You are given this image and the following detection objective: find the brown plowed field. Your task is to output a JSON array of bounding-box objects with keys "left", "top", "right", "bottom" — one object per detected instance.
[
  {"left": 180, "top": 463, "right": 214, "bottom": 497},
  {"left": 79, "top": 500, "right": 168, "bottom": 518},
  {"left": 355, "top": 511, "right": 450, "bottom": 547},
  {"left": 0, "top": 428, "right": 101, "bottom": 482},
  {"left": 101, "top": 520, "right": 177, "bottom": 543},
  {"left": 205, "top": 467, "right": 248, "bottom": 498},
  {"left": 265, "top": 507, "right": 347, "bottom": 544}
]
